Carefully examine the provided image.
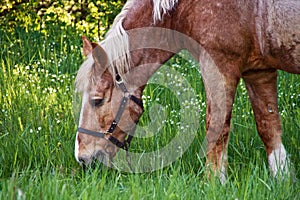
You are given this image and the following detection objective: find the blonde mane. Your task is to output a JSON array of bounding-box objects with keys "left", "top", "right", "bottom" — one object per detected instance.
[
  {"left": 153, "top": 0, "right": 178, "bottom": 22},
  {"left": 76, "top": 0, "right": 178, "bottom": 92}
]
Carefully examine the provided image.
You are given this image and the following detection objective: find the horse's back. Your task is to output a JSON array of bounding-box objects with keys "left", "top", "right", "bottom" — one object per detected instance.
[
  {"left": 174, "top": 0, "right": 253, "bottom": 64},
  {"left": 174, "top": 0, "right": 300, "bottom": 73}
]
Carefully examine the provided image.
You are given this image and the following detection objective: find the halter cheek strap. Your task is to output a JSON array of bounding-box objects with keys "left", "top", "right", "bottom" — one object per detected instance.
[{"left": 77, "top": 72, "right": 143, "bottom": 151}]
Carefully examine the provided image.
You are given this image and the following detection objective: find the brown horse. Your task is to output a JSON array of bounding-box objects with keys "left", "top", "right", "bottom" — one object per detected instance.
[{"left": 75, "top": 0, "right": 299, "bottom": 182}]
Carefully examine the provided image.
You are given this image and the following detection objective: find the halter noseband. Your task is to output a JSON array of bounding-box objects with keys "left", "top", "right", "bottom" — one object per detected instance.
[{"left": 77, "top": 72, "right": 143, "bottom": 151}]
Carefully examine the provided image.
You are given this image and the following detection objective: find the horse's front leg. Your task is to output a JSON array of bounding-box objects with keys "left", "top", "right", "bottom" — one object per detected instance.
[
  {"left": 243, "top": 69, "right": 290, "bottom": 177},
  {"left": 200, "top": 53, "right": 240, "bottom": 183}
]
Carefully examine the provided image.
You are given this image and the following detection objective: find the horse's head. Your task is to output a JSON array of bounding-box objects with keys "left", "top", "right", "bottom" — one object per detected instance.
[{"left": 75, "top": 37, "right": 143, "bottom": 166}]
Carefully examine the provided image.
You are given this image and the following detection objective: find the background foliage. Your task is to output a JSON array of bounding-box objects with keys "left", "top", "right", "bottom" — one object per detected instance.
[{"left": 0, "top": 0, "right": 126, "bottom": 39}]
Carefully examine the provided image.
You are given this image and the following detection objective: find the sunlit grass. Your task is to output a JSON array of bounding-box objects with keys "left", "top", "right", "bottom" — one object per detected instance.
[{"left": 0, "top": 25, "right": 299, "bottom": 199}]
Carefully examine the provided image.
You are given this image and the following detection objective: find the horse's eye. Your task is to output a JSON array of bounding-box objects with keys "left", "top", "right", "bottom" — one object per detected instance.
[{"left": 90, "top": 98, "right": 104, "bottom": 107}]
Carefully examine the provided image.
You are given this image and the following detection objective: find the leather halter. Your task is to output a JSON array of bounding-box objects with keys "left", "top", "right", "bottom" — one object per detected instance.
[{"left": 77, "top": 72, "right": 143, "bottom": 151}]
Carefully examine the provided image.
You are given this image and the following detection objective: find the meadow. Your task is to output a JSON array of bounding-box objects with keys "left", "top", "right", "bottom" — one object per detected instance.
[{"left": 0, "top": 23, "right": 300, "bottom": 199}]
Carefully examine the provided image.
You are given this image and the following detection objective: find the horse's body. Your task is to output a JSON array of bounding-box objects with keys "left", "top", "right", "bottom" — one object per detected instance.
[{"left": 75, "top": 0, "right": 299, "bottom": 182}]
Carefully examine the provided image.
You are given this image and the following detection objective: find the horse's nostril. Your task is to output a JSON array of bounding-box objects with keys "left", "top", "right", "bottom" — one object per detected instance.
[
  {"left": 95, "top": 150, "right": 106, "bottom": 159},
  {"left": 78, "top": 156, "right": 90, "bottom": 165},
  {"left": 94, "top": 150, "right": 112, "bottom": 166},
  {"left": 78, "top": 156, "right": 92, "bottom": 171},
  {"left": 78, "top": 151, "right": 109, "bottom": 169}
]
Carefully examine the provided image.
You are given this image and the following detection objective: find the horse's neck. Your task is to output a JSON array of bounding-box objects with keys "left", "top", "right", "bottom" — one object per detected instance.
[
  {"left": 123, "top": 44, "right": 175, "bottom": 92},
  {"left": 122, "top": 0, "right": 177, "bottom": 88}
]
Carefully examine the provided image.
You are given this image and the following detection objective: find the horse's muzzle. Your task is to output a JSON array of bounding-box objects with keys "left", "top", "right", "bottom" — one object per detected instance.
[{"left": 78, "top": 150, "right": 111, "bottom": 169}]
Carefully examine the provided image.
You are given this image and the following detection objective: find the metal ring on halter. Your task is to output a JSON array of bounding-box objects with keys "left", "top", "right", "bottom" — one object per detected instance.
[{"left": 115, "top": 73, "right": 124, "bottom": 84}]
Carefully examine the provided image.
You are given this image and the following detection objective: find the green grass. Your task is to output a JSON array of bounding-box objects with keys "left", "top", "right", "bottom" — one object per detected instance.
[{"left": 1, "top": 25, "right": 300, "bottom": 200}]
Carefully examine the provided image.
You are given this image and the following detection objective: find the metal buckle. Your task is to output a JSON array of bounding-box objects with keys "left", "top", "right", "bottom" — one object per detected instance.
[{"left": 104, "top": 131, "right": 112, "bottom": 136}]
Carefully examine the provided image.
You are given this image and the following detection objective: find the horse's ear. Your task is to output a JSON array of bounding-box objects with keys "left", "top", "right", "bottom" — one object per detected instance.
[
  {"left": 91, "top": 42, "right": 98, "bottom": 49},
  {"left": 92, "top": 44, "right": 108, "bottom": 69},
  {"left": 82, "top": 36, "right": 94, "bottom": 57},
  {"left": 82, "top": 36, "right": 108, "bottom": 68}
]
